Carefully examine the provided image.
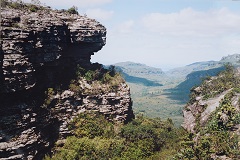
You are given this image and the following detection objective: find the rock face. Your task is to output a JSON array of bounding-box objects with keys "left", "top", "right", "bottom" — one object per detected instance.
[
  {"left": 0, "top": 80, "right": 134, "bottom": 160},
  {"left": 182, "top": 89, "right": 232, "bottom": 133},
  {"left": 1, "top": 7, "right": 106, "bottom": 93},
  {"left": 182, "top": 77, "right": 240, "bottom": 134},
  {"left": 0, "top": 6, "right": 134, "bottom": 160}
]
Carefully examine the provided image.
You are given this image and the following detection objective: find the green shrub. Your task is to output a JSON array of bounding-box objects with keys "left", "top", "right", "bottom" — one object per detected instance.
[
  {"left": 29, "top": 4, "right": 39, "bottom": 12},
  {"left": 75, "top": 65, "right": 86, "bottom": 78},
  {"left": 69, "top": 79, "right": 82, "bottom": 95},
  {"left": 67, "top": 6, "right": 78, "bottom": 15},
  {"left": 68, "top": 112, "right": 115, "bottom": 139},
  {"left": 43, "top": 88, "right": 55, "bottom": 106},
  {"left": 9, "top": 1, "right": 21, "bottom": 9},
  {"left": 48, "top": 136, "right": 126, "bottom": 160},
  {"left": 84, "top": 70, "right": 96, "bottom": 82},
  {"left": 46, "top": 114, "right": 182, "bottom": 160},
  {"left": 108, "top": 65, "right": 116, "bottom": 77},
  {"left": 7, "top": 0, "right": 24, "bottom": 9},
  {"left": 101, "top": 72, "right": 112, "bottom": 83},
  {"left": 1, "top": 0, "right": 8, "bottom": 7}
]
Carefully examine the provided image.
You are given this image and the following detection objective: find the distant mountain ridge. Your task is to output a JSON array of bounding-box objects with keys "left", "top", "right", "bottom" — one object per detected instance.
[
  {"left": 166, "top": 61, "right": 222, "bottom": 78},
  {"left": 111, "top": 54, "right": 240, "bottom": 124},
  {"left": 114, "top": 54, "right": 240, "bottom": 80},
  {"left": 113, "top": 54, "right": 240, "bottom": 87},
  {"left": 114, "top": 61, "right": 164, "bottom": 77},
  {"left": 186, "top": 61, "right": 217, "bottom": 66},
  {"left": 112, "top": 62, "right": 163, "bottom": 87},
  {"left": 114, "top": 54, "right": 240, "bottom": 78}
]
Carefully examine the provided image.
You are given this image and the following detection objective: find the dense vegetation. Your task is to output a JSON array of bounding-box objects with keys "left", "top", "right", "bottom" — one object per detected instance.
[
  {"left": 45, "top": 112, "right": 186, "bottom": 160},
  {"left": 66, "top": 6, "right": 78, "bottom": 15},
  {"left": 178, "top": 65, "right": 240, "bottom": 159},
  {"left": 69, "top": 65, "right": 124, "bottom": 95},
  {"left": 189, "top": 65, "right": 239, "bottom": 103}
]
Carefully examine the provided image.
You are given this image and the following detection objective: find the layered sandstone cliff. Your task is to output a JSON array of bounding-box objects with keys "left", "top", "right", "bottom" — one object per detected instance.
[
  {"left": 1, "top": 6, "right": 106, "bottom": 93},
  {"left": 0, "top": 4, "right": 134, "bottom": 160}
]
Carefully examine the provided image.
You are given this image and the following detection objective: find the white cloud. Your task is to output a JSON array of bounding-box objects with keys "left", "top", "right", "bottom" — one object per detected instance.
[
  {"left": 116, "top": 20, "right": 135, "bottom": 33},
  {"left": 142, "top": 8, "right": 240, "bottom": 37},
  {"left": 86, "top": 9, "right": 114, "bottom": 21}
]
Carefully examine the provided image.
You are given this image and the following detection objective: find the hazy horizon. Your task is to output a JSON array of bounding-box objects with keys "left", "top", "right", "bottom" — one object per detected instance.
[{"left": 103, "top": 52, "right": 236, "bottom": 71}]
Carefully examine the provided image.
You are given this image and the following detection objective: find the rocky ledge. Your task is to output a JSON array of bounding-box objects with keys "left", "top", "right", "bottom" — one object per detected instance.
[
  {"left": 1, "top": 6, "right": 106, "bottom": 93},
  {"left": 0, "top": 4, "right": 134, "bottom": 160}
]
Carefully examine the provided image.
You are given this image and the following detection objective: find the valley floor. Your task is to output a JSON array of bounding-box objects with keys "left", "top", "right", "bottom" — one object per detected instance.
[{"left": 128, "top": 79, "right": 186, "bottom": 127}]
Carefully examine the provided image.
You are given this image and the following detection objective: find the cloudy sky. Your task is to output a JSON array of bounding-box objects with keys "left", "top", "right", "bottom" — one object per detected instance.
[{"left": 26, "top": 0, "right": 240, "bottom": 70}]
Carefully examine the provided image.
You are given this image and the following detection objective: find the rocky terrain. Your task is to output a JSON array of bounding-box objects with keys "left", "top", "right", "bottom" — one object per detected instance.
[
  {"left": 0, "top": 3, "right": 134, "bottom": 160},
  {"left": 182, "top": 66, "right": 240, "bottom": 159}
]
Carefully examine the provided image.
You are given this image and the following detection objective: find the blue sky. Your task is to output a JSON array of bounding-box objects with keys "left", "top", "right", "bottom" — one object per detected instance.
[{"left": 25, "top": 0, "right": 240, "bottom": 70}]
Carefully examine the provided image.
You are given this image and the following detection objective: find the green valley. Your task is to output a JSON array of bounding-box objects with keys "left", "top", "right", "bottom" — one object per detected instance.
[{"left": 114, "top": 54, "right": 240, "bottom": 126}]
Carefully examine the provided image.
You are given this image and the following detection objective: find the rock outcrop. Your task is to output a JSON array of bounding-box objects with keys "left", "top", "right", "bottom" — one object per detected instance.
[
  {"left": 1, "top": 7, "right": 106, "bottom": 93},
  {"left": 182, "top": 77, "right": 240, "bottom": 134},
  {"left": 182, "top": 67, "right": 240, "bottom": 159},
  {"left": 0, "top": 4, "right": 134, "bottom": 160},
  {"left": 0, "top": 79, "right": 134, "bottom": 160}
]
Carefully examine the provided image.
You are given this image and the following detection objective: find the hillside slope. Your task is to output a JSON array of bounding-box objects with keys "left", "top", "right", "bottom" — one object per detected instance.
[
  {"left": 181, "top": 65, "right": 240, "bottom": 159},
  {"left": 166, "top": 61, "right": 222, "bottom": 78}
]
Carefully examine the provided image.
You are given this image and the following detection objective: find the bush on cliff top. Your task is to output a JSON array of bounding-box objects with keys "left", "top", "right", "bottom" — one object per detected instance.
[
  {"left": 67, "top": 6, "right": 78, "bottom": 15},
  {"left": 68, "top": 65, "right": 124, "bottom": 96},
  {"left": 2, "top": 0, "right": 45, "bottom": 12}
]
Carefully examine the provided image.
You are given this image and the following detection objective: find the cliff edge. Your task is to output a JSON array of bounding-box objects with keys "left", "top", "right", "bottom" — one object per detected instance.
[
  {"left": 1, "top": 4, "right": 106, "bottom": 93},
  {"left": 0, "top": 3, "right": 134, "bottom": 160}
]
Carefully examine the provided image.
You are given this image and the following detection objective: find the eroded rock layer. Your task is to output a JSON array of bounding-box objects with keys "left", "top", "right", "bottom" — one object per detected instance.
[
  {"left": 1, "top": 8, "right": 106, "bottom": 93},
  {"left": 0, "top": 7, "right": 134, "bottom": 160}
]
